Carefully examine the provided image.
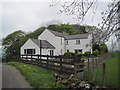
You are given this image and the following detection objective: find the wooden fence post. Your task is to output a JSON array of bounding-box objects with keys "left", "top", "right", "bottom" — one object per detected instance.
[
  {"left": 37, "top": 54, "right": 39, "bottom": 66},
  {"left": 96, "top": 57, "right": 98, "bottom": 68},
  {"left": 47, "top": 55, "right": 49, "bottom": 68},
  {"left": 102, "top": 62, "right": 106, "bottom": 81},
  {"left": 21, "top": 55, "right": 23, "bottom": 62},
  {"left": 92, "top": 58, "right": 94, "bottom": 71},
  {"left": 60, "top": 55, "right": 62, "bottom": 74},
  {"left": 26, "top": 54, "right": 27, "bottom": 63},
  {"left": 31, "top": 54, "right": 33, "bottom": 64},
  {"left": 74, "top": 55, "right": 77, "bottom": 77},
  {"left": 88, "top": 58, "right": 90, "bottom": 75},
  {"left": 39, "top": 54, "right": 42, "bottom": 65}
]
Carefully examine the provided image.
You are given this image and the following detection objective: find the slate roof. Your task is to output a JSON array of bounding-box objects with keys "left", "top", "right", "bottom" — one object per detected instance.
[
  {"left": 64, "top": 34, "right": 89, "bottom": 40},
  {"left": 48, "top": 29, "right": 89, "bottom": 40},
  {"left": 48, "top": 29, "right": 67, "bottom": 37},
  {"left": 30, "top": 39, "right": 55, "bottom": 49}
]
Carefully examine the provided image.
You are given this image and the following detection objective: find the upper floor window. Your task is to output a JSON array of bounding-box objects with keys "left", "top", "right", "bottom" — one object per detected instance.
[
  {"left": 66, "top": 40, "right": 68, "bottom": 45},
  {"left": 76, "top": 40, "right": 80, "bottom": 45}
]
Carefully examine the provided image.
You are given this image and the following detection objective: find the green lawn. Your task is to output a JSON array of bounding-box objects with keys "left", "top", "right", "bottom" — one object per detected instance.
[
  {"left": 84, "top": 52, "right": 119, "bottom": 88},
  {"left": 7, "top": 62, "right": 67, "bottom": 89}
]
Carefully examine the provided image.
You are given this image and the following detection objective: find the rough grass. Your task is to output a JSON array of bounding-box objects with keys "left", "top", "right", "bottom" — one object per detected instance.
[
  {"left": 7, "top": 62, "right": 67, "bottom": 89},
  {"left": 84, "top": 52, "right": 119, "bottom": 88}
]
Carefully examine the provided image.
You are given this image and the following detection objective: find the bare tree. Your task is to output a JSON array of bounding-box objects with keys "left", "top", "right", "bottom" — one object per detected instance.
[
  {"left": 51, "top": 0, "right": 98, "bottom": 22},
  {"left": 51, "top": 0, "right": 120, "bottom": 44},
  {"left": 99, "top": 1, "right": 120, "bottom": 43},
  {"left": 85, "top": 26, "right": 103, "bottom": 44}
]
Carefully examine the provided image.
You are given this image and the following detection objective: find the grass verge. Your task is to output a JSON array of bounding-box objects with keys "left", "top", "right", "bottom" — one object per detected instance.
[
  {"left": 83, "top": 52, "right": 119, "bottom": 88},
  {"left": 7, "top": 62, "right": 67, "bottom": 89}
]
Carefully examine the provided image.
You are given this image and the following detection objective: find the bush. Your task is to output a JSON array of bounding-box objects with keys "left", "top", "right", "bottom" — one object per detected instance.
[
  {"left": 99, "top": 44, "right": 108, "bottom": 54},
  {"left": 93, "top": 50, "right": 99, "bottom": 56},
  {"left": 77, "top": 52, "right": 82, "bottom": 55},
  {"left": 64, "top": 52, "right": 75, "bottom": 56},
  {"left": 92, "top": 43, "right": 100, "bottom": 51},
  {"left": 84, "top": 51, "right": 91, "bottom": 57}
]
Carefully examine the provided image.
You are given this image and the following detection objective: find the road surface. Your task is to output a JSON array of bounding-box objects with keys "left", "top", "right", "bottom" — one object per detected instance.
[{"left": 2, "top": 63, "right": 32, "bottom": 89}]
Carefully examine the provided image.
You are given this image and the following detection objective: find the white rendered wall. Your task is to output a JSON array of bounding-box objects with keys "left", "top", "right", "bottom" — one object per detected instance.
[
  {"left": 38, "top": 29, "right": 65, "bottom": 55},
  {"left": 21, "top": 39, "right": 40, "bottom": 55},
  {"left": 21, "top": 39, "right": 55, "bottom": 55},
  {"left": 65, "top": 34, "right": 92, "bottom": 54}
]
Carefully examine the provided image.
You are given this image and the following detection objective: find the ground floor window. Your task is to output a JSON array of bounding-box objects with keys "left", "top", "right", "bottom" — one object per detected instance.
[
  {"left": 61, "top": 49, "right": 62, "bottom": 55},
  {"left": 74, "top": 49, "right": 82, "bottom": 54},
  {"left": 50, "top": 50, "right": 54, "bottom": 56},
  {"left": 67, "top": 50, "right": 69, "bottom": 52},
  {"left": 24, "top": 49, "right": 35, "bottom": 54}
]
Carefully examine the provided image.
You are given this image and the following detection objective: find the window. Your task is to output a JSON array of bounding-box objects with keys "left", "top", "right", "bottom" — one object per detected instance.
[
  {"left": 75, "top": 49, "right": 82, "bottom": 54},
  {"left": 66, "top": 40, "right": 68, "bottom": 45},
  {"left": 61, "top": 49, "right": 62, "bottom": 55},
  {"left": 61, "top": 39, "right": 62, "bottom": 45},
  {"left": 24, "top": 49, "right": 27, "bottom": 54},
  {"left": 67, "top": 50, "right": 69, "bottom": 52},
  {"left": 24, "top": 49, "right": 36, "bottom": 55},
  {"left": 27, "top": 49, "right": 33, "bottom": 54},
  {"left": 76, "top": 40, "right": 80, "bottom": 45},
  {"left": 33, "top": 49, "right": 35, "bottom": 54},
  {"left": 50, "top": 50, "right": 54, "bottom": 56}
]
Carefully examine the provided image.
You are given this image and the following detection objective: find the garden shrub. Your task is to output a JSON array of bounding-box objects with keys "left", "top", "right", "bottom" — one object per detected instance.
[
  {"left": 93, "top": 50, "right": 99, "bottom": 56},
  {"left": 77, "top": 52, "right": 82, "bottom": 55},
  {"left": 84, "top": 51, "right": 91, "bottom": 57},
  {"left": 64, "top": 52, "right": 75, "bottom": 56},
  {"left": 99, "top": 44, "right": 108, "bottom": 54},
  {"left": 92, "top": 43, "right": 100, "bottom": 51}
]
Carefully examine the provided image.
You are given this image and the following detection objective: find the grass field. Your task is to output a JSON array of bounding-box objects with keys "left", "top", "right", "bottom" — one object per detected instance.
[
  {"left": 7, "top": 62, "right": 67, "bottom": 89},
  {"left": 84, "top": 52, "right": 119, "bottom": 88}
]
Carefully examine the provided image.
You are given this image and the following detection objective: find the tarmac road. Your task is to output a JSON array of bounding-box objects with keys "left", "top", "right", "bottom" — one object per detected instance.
[{"left": 2, "top": 63, "right": 32, "bottom": 89}]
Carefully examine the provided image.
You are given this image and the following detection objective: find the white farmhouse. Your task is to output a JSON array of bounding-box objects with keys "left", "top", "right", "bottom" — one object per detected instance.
[{"left": 21, "top": 29, "right": 92, "bottom": 56}]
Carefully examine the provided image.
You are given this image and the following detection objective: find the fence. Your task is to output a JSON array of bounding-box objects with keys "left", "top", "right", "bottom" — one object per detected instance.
[
  {"left": 20, "top": 54, "right": 84, "bottom": 76},
  {"left": 84, "top": 53, "right": 110, "bottom": 72},
  {"left": 83, "top": 53, "right": 110, "bottom": 81},
  {"left": 5, "top": 53, "right": 110, "bottom": 81}
]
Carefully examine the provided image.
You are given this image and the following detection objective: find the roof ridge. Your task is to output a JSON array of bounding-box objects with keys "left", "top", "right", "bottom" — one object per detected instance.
[
  {"left": 47, "top": 29, "right": 67, "bottom": 37},
  {"left": 64, "top": 33, "right": 89, "bottom": 36}
]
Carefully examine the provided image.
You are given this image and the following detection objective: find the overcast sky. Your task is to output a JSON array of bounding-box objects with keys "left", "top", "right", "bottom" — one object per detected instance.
[
  {"left": 0, "top": 0, "right": 119, "bottom": 51},
  {"left": 0, "top": 0, "right": 112, "bottom": 38}
]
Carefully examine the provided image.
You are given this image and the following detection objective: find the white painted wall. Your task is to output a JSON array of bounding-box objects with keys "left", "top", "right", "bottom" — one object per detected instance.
[
  {"left": 21, "top": 39, "right": 54, "bottom": 55},
  {"left": 65, "top": 34, "right": 92, "bottom": 54},
  {"left": 42, "top": 48, "right": 54, "bottom": 55},
  {"left": 21, "top": 29, "right": 92, "bottom": 56},
  {"left": 21, "top": 39, "right": 40, "bottom": 55},
  {"left": 38, "top": 29, "right": 65, "bottom": 55}
]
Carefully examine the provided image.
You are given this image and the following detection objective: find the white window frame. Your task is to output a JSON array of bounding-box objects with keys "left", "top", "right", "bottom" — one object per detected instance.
[
  {"left": 66, "top": 40, "right": 68, "bottom": 45},
  {"left": 76, "top": 39, "right": 80, "bottom": 45}
]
